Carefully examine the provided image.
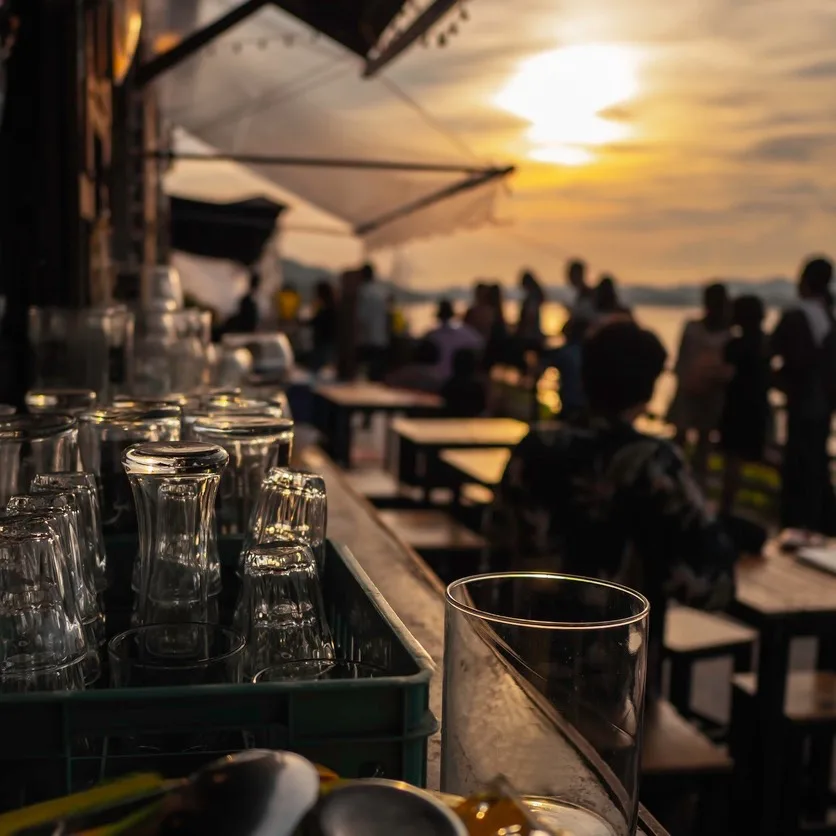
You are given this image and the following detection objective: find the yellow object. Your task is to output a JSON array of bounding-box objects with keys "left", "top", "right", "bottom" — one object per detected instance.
[
  {"left": 0, "top": 774, "right": 166, "bottom": 836},
  {"left": 391, "top": 307, "right": 407, "bottom": 336},
  {"left": 275, "top": 288, "right": 301, "bottom": 321}
]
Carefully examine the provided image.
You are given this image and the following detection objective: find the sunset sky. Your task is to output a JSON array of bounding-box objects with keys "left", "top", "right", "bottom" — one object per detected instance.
[{"left": 164, "top": 0, "right": 836, "bottom": 290}]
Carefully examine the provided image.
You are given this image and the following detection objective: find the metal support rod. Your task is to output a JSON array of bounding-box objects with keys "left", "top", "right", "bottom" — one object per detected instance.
[
  {"left": 135, "top": 0, "right": 270, "bottom": 87},
  {"left": 148, "top": 149, "right": 492, "bottom": 175},
  {"left": 355, "top": 165, "right": 515, "bottom": 236},
  {"left": 363, "top": 0, "right": 459, "bottom": 78}
]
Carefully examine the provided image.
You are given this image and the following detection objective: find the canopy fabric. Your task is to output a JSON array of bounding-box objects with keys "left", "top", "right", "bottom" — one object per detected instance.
[
  {"left": 170, "top": 195, "right": 285, "bottom": 264},
  {"left": 144, "top": 0, "right": 510, "bottom": 250}
]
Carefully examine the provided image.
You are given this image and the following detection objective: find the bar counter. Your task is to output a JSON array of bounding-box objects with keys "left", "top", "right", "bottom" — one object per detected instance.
[{"left": 302, "top": 447, "right": 668, "bottom": 836}]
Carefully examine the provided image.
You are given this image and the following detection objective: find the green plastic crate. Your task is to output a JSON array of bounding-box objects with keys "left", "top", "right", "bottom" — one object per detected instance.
[{"left": 0, "top": 538, "right": 436, "bottom": 810}]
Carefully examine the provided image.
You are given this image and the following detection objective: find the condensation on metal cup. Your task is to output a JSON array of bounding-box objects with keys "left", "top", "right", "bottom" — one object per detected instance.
[{"left": 441, "top": 572, "right": 650, "bottom": 836}]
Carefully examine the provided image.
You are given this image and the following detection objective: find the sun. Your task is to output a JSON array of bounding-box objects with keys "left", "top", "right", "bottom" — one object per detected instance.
[{"left": 494, "top": 44, "right": 642, "bottom": 166}]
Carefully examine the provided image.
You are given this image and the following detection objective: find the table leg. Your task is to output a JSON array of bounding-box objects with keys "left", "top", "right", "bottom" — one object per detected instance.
[
  {"left": 753, "top": 620, "right": 791, "bottom": 836},
  {"left": 333, "top": 406, "right": 353, "bottom": 468}
]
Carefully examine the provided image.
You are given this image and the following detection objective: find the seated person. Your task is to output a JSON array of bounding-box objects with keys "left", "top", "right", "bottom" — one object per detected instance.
[
  {"left": 441, "top": 349, "right": 487, "bottom": 417},
  {"left": 492, "top": 321, "right": 735, "bottom": 697},
  {"left": 539, "top": 318, "right": 586, "bottom": 421},
  {"left": 385, "top": 340, "right": 444, "bottom": 393}
]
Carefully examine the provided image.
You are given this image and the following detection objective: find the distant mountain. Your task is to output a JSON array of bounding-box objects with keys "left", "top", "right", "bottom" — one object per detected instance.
[{"left": 280, "top": 257, "right": 798, "bottom": 308}]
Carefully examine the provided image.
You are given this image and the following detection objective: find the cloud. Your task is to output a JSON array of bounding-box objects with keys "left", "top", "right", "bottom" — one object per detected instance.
[
  {"left": 744, "top": 134, "right": 836, "bottom": 162},
  {"left": 793, "top": 59, "right": 836, "bottom": 78}
]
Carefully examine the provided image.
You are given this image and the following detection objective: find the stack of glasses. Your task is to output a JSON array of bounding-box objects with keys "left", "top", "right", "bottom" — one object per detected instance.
[{"left": 0, "top": 383, "right": 374, "bottom": 695}]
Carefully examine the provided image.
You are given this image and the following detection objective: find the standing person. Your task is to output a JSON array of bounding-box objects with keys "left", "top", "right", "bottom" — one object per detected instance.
[
  {"left": 355, "top": 263, "right": 389, "bottom": 382},
  {"left": 719, "top": 295, "right": 771, "bottom": 516},
  {"left": 565, "top": 258, "right": 596, "bottom": 337},
  {"left": 465, "top": 282, "right": 493, "bottom": 340},
  {"left": 516, "top": 269, "right": 545, "bottom": 351},
  {"left": 666, "top": 282, "right": 731, "bottom": 486},
  {"left": 590, "top": 275, "right": 633, "bottom": 334},
  {"left": 441, "top": 349, "right": 487, "bottom": 417},
  {"left": 306, "top": 280, "right": 338, "bottom": 373},
  {"left": 426, "top": 299, "right": 484, "bottom": 380},
  {"left": 224, "top": 268, "right": 260, "bottom": 333},
  {"left": 483, "top": 283, "right": 509, "bottom": 369},
  {"left": 540, "top": 317, "right": 586, "bottom": 421},
  {"left": 771, "top": 256, "right": 836, "bottom": 536}
]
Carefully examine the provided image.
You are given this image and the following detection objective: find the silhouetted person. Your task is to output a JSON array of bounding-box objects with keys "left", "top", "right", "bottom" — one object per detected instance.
[
  {"left": 540, "top": 317, "right": 586, "bottom": 420},
  {"left": 720, "top": 295, "right": 770, "bottom": 516},
  {"left": 356, "top": 263, "right": 389, "bottom": 382},
  {"left": 426, "top": 299, "right": 484, "bottom": 380},
  {"left": 226, "top": 268, "right": 260, "bottom": 333},
  {"left": 772, "top": 256, "right": 836, "bottom": 535},
  {"left": 493, "top": 321, "right": 735, "bottom": 698},
  {"left": 465, "top": 282, "right": 493, "bottom": 340},
  {"left": 307, "top": 280, "right": 338, "bottom": 372},
  {"left": 565, "top": 258, "right": 596, "bottom": 338},
  {"left": 590, "top": 274, "right": 632, "bottom": 334},
  {"left": 385, "top": 340, "right": 443, "bottom": 393},
  {"left": 666, "top": 282, "right": 731, "bottom": 486},
  {"left": 483, "top": 283, "right": 509, "bottom": 369},
  {"left": 516, "top": 269, "right": 545, "bottom": 345},
  {"left": 441, "top": 349, "right": 487, "bottom": 417}
]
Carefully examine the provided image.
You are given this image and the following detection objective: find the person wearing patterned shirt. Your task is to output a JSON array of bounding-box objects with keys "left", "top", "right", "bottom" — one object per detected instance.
[{"left": 491, "top": 321, "right": 736, "bottom": 696}]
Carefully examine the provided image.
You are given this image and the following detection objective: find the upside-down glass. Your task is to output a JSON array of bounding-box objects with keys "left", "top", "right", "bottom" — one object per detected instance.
[
  {"left": 31, "top": 472, "right": 107, "bottom": 591},
  {"left": 0, "top": 523, "right": 89, "bottom": 692},
  {"left": 0, "top": 414, "right": 79, "bottom": 506},
  {"left": 108, "top": 623, "right": 245, "bottom": 687},
  {"left": 246, "top": 467, "right": 327, "bottom": 571},
  {"left": 8, "top": 492, "right": 105, "bottom": 664},
  {"left": 79, "top": 405, "right": 181, "bottom": 533},
  {"left": 181, "top": 397, "right": 282, "bottom": 442},
  {"left": 28, "top": 306, "right": 134, "bottom": 403},
  {"left": 234, "top": 540, "right": 334, "bottom": 676},
  {"left": 122, "top": 442, "right": 228, "bottom": 628},
  {"left": 25, "top": 388, "right": 97, "bottom": 415},
  {"left": 442, "top": 573, "right": 649, "bottom": 836},
  {"left": 192, "top": 415, "right": 294, "bottom": 535}
]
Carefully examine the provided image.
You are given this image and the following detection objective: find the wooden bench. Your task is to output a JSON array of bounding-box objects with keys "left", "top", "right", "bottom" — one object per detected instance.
[
  {"left": 377, "top": 508, "right": 488, "bottom": 583},
  {"left": 641, "top": 699, "right": 733, "bottom": 836},
  {"left": 664, "top": 607, "right": 757, "bottom": 732},
  {"left": 343, "top": 467, "right": 421, "bottom": 508},
  {"left": 732, "top": 671, "right": 836, "bottom": 834}
]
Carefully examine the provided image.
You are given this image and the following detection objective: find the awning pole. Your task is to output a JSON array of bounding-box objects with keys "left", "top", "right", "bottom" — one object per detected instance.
[{"left": 136, "top": 0, "right": 271, "bottom": 88}]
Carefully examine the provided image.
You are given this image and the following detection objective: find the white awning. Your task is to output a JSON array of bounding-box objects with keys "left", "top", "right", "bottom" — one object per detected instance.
[{"left": 145, "top": 0, "right": 512, "bottom": 251}]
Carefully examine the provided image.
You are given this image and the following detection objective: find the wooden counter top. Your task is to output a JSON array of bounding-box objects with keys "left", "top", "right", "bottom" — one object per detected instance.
[{"left": 302, "top": 447, "right": 665, "bottom": 835}]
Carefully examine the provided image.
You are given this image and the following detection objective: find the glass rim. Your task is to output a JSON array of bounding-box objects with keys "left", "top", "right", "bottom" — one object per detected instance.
[
  {"left": 0, "top": 413, "right": 77, "bottom": 438},
  {"left": 0, "top": 653, "right": 87, "bottom": 680},
  {"left": 108, "top": 623, "right": 245, "bottom": 670},
  {"left": 252, "top": 658, "right": 388, "bottom": 682},
  {"left": 445, "top": 572, "right": 650, "bottom": 630}
]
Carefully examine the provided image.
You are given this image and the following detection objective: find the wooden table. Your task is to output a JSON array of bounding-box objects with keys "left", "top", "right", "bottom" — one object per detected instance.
[
  {"left": 732, "top": 542, "right": 836, "bottom": 835},
  {"left": 390, "top": 417, "right": 528, "bottom": 499},
  {"left": 302, "top": 445, "right": 669, "bottom": 835},
  {"left": 439, "top": 447, "right": 511, "bottom": 489},
  {"left": 313, "top": 382, "right": 441, "bottom": 467}
]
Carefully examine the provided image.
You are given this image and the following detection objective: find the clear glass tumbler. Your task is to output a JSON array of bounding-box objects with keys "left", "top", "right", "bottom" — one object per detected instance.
[
  {"left": 108, "top": 623, "right": 244, "bottom": 687},
  {"left": 26, "top": 388, "right": 97, "bottom": 415},
  {"left": 0, "top": 414, "right": 78, "bottom": 506},
  {"left": 31, "top": 472, "right": 107, "bottom": 592},
  {"left": 442, "top": 573, "right": 649, "bottom": 836},
  {"left": 245, "top": 467, "right": 327, "bottom": 571},
  {"left": 253, "top": 660, "right": 384, "bottom": 683},
  {"left": 0, "top": 522, "right": 89, "bottom": 692},
  {"left": 234, "top": 540, "right": 334, "bottom": 676},
  {"left": 192, "top": 414, "right": 294, "bottom": 535},
  {"left": 78, "top": 405, "right": 181, "bottom": 533},
  {"left": 122, "top": 442, "right": 228, "bottom": 628}
]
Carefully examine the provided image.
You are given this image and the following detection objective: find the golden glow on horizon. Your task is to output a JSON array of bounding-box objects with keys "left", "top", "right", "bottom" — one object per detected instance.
[{"left": 494, "top": 44, "right": 641, "bottom": 166}]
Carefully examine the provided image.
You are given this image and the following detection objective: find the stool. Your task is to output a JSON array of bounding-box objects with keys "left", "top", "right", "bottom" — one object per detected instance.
[
  {"left": 732, "top": 671, "right": 836, "bottom": 834},
  {"left": 664, "top": 606, "right": 757, "bottom": 733}
]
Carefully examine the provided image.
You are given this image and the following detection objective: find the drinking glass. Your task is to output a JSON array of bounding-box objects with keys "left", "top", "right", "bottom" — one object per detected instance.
[
  {"left": 234, "top": 540, "right": 334, "bottom": 676},
  {"left": 192, "top": 415, "right": 294, "bottom": 535},
  {"left": 108, "top": 623, "right": 244, "bottom": 687},
  {"left": 245, "top": 467, "right": 327, "bottom": 571},
  {"left": 8, "top": 492, "right": 105, "bottom": 660},
  {"left": 244, "top": 386, "right": 291, "bottom": 419},
  {"left": 0, "top": 523, "right": 89, "bottom": 692},
  {"left": 31, "top": 472, "right": 107, "bottom": 592},
  {"left": 78, "top": 405, "right": 181, "bottom": 533},
  {"left": 0, "top": 414, "right": 79, "bottom": 506},
  {"left": 26, "top": 388, "right": 97, "bottom": 415},
  {"left": 181, "top": 397, "right": 281, "bottom": 442},
  {"left": 122, "top": 442, "right": 228, "bottom": 626},
  {"left": 252, "top": 660, "right": 385, "bottom": 682},
  {"left": 442, "top": 573, "right": 649, "bottom": 836}
]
